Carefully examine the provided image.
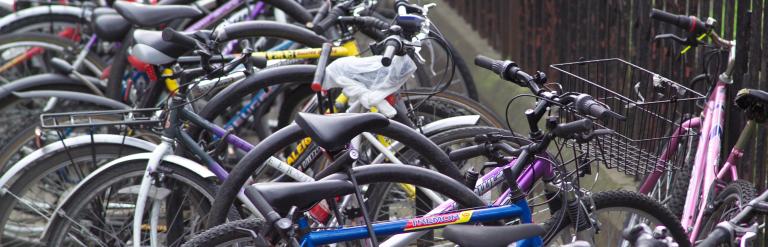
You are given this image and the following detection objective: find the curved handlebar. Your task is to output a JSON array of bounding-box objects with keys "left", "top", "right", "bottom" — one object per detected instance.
[
  {"left": 650, "top": 8, "right": 708, "bottom": 35},
  {"left": 573, "top": 94, "right": 626, "bottom": 121},
  {"left": 162, "top": 28, "right": 198, "bottom": 49},
  {"left": 551, "top": 119, "right": 593, "bottom": 138}
]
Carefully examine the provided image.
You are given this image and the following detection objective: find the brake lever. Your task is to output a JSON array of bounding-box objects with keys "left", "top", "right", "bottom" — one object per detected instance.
[
  {"left": 654, "top": 33, "right": 687, "bottom": 43},
  {"left": 654, "top": 33, "right": 703, "bottom": 47},
  {"left": 575, "top": 129, "right": 614, "bottom": 143}
]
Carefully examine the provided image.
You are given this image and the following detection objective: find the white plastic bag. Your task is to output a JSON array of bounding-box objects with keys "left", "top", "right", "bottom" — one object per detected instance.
[{"left": 323, "top": 55, "right": 417, "bottom": 117}]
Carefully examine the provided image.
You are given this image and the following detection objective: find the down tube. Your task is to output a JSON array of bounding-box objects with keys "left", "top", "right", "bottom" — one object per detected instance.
[
  {"left": 637, "top": 117, "right": 701, "bottom": 194},
  {"left": 303, "top": 205, "right": 525, "bottom": 246},
  {"left": 379, "top": 158, "right": 553, "bottom": 246}
]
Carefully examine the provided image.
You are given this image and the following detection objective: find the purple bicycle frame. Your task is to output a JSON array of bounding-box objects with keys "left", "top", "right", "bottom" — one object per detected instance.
[
  {"left": 426, "top": 157, "right": 555, "bottom": 216},
  {"left": 184, "top": 0, "right": 265, "bottom": 32}
]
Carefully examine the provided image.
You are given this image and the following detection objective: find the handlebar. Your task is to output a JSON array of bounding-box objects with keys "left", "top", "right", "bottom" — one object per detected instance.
[
  {"left": 474, "top": 55, "right": 540, "bottom": 93},
  {"left": 311, "top": 43, "right": 333, "bottom": 92},
  {"left": 572, "top": 94, "right": 626, "bottom": 121},
  {"left": 338, "top": 16, "right": 391, "bottom": 30},
  {"left": 650, "top": 9, "right": 708, "bottom": 35},
  {"left": 448, "top": 142, "right": 520, "bottom": 162},
  {"left": 551, "top": 119, "right": 593, "bottom": 138},
  {"left": 380, "top": 39, "right": 400, "bottom": 66},
  {"left": 162, "top": 28, "right": 198, "bottom": 50}
]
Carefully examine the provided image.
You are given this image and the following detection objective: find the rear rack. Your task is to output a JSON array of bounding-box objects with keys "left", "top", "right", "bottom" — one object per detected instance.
[{"left": 40, "top": 108, "right": 163, "bottom": 130}]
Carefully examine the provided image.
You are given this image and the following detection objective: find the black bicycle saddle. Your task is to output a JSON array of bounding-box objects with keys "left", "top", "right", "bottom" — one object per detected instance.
[
  {"left": 443, "top": 224, "right": 546, "bottom": 247},
  {"left": 131, "top": 29, "right": 191, "bottom": 65},
  {"left": 294, "top": 112, "right": 390, "bottom": 151},
  {"left": 735, "top": 88, "right": 768, "bottom": 123},
  {"left": 250, "top": 180, "right": 355, "bottom": 213},
  {"left": 113, "top": 1, "right": 202, "bottom": 27}
]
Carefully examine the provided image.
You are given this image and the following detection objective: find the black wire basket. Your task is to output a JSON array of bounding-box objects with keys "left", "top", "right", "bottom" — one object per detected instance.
[{"left": 550, "top": 58, "right": 705, "bottom": 176}]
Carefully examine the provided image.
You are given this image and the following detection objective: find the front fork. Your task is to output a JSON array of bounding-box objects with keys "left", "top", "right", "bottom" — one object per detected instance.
[
  {"left": 132, "top": 138, "right": 172, "bottom": 247},
  {"left": 549, "top": 178, "right": 597, "bottom": 245}
]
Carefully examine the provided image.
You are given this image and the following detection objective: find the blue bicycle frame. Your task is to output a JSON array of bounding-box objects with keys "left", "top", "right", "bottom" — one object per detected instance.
[{"left": 298, "top": 198, "right": 542, "bottom": 247}]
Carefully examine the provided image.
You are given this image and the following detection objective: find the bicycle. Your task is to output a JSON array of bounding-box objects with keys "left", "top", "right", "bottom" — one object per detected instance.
[
  {"left": 33, "top": 5, "right": 487, "bottom": 244},
  {"left": 200, "top": 49, "right": 689, "bottom": 247},
  {"left": 625, "top": 9, "right": 763, "bottom": 243}
]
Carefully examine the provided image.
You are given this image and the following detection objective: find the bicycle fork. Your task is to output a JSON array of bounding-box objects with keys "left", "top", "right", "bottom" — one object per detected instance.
[{"left": 132, "top": 139, "right": 172, "bottom": 247}]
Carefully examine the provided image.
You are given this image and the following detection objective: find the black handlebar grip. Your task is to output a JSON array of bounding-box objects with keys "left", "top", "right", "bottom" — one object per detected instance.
[
  {"left": 650, "top": 8, "right": 707, "bottom": 35},
  {"left": 381, "top": 41, "right": 398, "bottom": 66},
  {"left": 575, "top": 95, "right": 609, "bottom": 119},
  {"left": 474, "top": 55, "right": 497, "bottom": 72},
  {"left": 314, "top": 6, "right": 345, "bottom": 34},
  {"left": 698, "top": 227, "right": 730, "bottom": 247},
  {"left": 552, "top": 118, "right": 593, "bottom": 138},
  {"left": 575, "top": 94, "right": 626, "bottom": 121},
  {"left": 448, "top": 145, "right": 487, "bottom": 161},
  {"left": 162, "top": 28, "right": 197, "bottom": 49}
]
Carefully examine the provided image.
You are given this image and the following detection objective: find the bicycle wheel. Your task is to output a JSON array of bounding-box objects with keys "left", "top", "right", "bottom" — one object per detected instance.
[
  {"left": 662, "top": 135, "right": 699, "bottom": 218},
  {"left": 43, "top": 159, "right": 217, "bottom": 247},
  {"left": 0, "top": 32, "right": 104, "bottom": 83},
  {"left": 401, "top": 88, "right": 504, "bottom": 128},
  {"left": 0, "top": 139, "right": 149, "bottom": 246},
  {"left": 544, "top": 190, "right": 690, "bottom": 247},
  {"left": 698, "top": 180, "right": 756, "bottom": 243}
]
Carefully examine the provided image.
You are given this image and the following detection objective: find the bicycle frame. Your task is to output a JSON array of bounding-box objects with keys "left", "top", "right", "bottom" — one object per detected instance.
[
  {"left": 375, "top": 157, "right": 555, "bottom": 247},
  {"left": 300, "top": 201, "right": 537, "bottom": 247},
  {"left": 637, "top": 35, "right": 751, "bottom": 242}
]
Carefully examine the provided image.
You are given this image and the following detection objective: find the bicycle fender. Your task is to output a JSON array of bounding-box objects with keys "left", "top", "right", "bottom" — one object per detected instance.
[
  {"left": 41, "top": 152, "right": 215, "bottom": 238},
  {"left": 12, "top": 90, "right": 129, "bottom": 110},
  {"left": 0, "top": 5, "right": 91, "bottom": 31},
  {"left": 0, "top": 73, "right": 106, "bottom": 108},
  {"left": 419, "top": 115, "right": 481, "bottom": 136},
  {"left": 0, "top": 134, "right": 155, "bottom": 190}
]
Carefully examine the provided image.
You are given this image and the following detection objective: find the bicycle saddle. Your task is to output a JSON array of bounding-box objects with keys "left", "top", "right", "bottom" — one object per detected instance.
[
  {"left": 131, "top": 29, "right": 190, "bottom": 65},
  {"left": 443, "top": 224, "right": 546, "bottom": 247},
  {"left": 250, "top": 180, "right": 355, "bottom": 213},
  {"left": 92, "top": 8, "right": 131, "bottom": 42},
  {"left": 294, "top": 112, "right": 390, "bottom": 151},
  {"left": 735, "top": 88, "right": 768, "bottom": 123},
  {"left": 113, "top": 1, "right": 202, "bottom": 27}
]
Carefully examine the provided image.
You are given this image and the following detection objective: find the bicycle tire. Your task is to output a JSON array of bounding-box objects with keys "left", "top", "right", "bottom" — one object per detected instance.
[
  {"left": 401, "top": 88, "right": 504, "bottom": 128},
  {"left": 665, "top": 136, "right": 699, "bottom": 218},
  {"left": 42, "top": 159, "right": 218, "bottom": 246},
  {"left": 412, "top": 32, "right": 478, "bottom": 101},
  {"left": 0, "top": 142, "right": 147, "bottom": 245},
  {"left": 698, "top": 180, "right": 756, "bottom": 242},
  {"left": 543, "top": 190, "right": 690, "bottom": 247},
  {"left": 182, "top": 218, "right": 267, "bottom": 247},
  {"left": 0, "top": 95, "right": 110, "bottom": 160}
]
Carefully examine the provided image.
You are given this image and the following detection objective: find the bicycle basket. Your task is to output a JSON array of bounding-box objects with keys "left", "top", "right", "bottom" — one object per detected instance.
[{"left": 550, "top": 58, "right": 705, "bottom": 176}]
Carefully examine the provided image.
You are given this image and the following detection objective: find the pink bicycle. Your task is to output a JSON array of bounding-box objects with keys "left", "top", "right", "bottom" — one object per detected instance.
[{"left": 635, "top": 8, "right": 762, "bottom": 244}]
